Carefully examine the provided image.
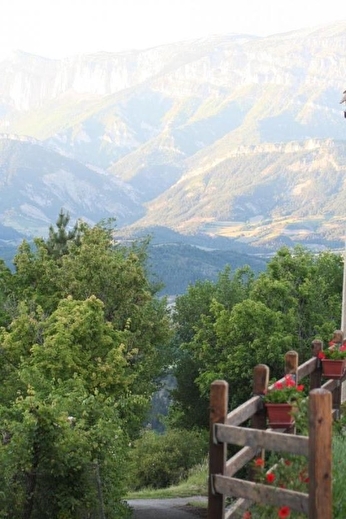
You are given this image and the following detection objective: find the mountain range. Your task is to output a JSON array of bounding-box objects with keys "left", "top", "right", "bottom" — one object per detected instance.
[{"left": 1, "top": 21, "right": 346, "bottom": 256}]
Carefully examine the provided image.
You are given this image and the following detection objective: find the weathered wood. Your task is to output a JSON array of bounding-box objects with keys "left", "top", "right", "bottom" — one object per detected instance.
[
  {"left": 225, "top": 498, "right": 252, "bottom": 518},
  {"left": 332, "top": 380, "right": 342, "bottom": 418},
  {"left": 321, "top": 378, "right": 340, "bottom": 392},
  {"left": 253, "top": 364, "right": 269, "bottom": 395},
  {"left": 225, "top": 445, "right": 257, "bottom": 477},
  {"left": 297, "top": 357, "right": 319, "bottom": 380},
  {"left": 284, "top": 351, "right": 299, "bottom": 433},
  {"left": 225, "top": 396, "right": 262, "bottom": 426},
  {"left": 332, "top": 408, "right": 338, "bottom": 419},
  {"left": 208, "top": 380, "right": 228, "bottom": 519},
  {"left": 249, "top": 364, "right": 269, "bottom": 479},
  {"left": 251, "top": 364, "right": 269, "bottom": 431},
  {"left": 310, "top": 340, "right": 323, "bottom": 390},
  {"left": 331, "top": 330, "right": 343, "bottom": 344},
  {"left": 308, "top": 389, "right": 332, "bottom": 519},
  {"left": 215, "top": 424, "right": 309, "bottom": 456},
  {"left": 285, "top": 350, "right": 298, "bottom": 379},
  {"left": 214, "top": 475, "right": 309, "bottom": 514}
]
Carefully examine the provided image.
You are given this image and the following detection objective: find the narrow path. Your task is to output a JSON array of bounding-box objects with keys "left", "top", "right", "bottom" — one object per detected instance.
[{"left": 127, "top": 496, "right": 207, "bottom": 519}]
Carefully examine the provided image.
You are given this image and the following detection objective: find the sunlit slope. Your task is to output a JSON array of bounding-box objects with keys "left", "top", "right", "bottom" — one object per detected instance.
[{"left": 134, "top": 139, "right": 346, "bottom": 247}]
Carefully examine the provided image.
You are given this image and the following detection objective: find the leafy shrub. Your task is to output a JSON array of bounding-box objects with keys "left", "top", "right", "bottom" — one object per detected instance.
[{"left": 129, "top": 428, "right": 208, "bottom": 489}]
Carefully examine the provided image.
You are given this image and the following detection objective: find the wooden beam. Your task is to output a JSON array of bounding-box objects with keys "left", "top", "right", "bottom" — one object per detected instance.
[
  {"left": 225, "top": 445, "right": 257, "bottom": 477},
  {"left": 297, "top": 357, "right": 318, "bottom": 380},
  {"left": 215, "top": 424, "right": 309, "bottom": 456},
  {"left": 214, "top": 475, "right": 309, "bottom": 514},
  {"left": 208, "top": 380, "right": 228, "bottom": 519},
  {"left": 225, "top": 498, "right": 252, "bottom": 518},
  {"left": 321, "top": 378, "right": 340, "bottom": 392},
  {"left": 225, "top": 396, "right": 262, "bottom": 426},
  {"left": 285, "top": 350, "right": 298, "bottom": 379},
  {"left": 310, "top": 340, "right": 323, "bottom": 390},
  {"left": 251, "top": 364, "right": 269, "bottom": 431},
  {"left": 308, "top": 389, "right": 332, "bottom": 519}
]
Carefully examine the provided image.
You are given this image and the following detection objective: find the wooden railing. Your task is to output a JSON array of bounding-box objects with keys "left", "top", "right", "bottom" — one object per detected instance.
[{"left": 208, "top": 340, "right": 346, "bottom": 519}]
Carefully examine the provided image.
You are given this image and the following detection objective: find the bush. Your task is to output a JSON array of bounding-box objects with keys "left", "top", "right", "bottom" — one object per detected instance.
[{"left": 129, "top": 428, "right": 208, "bottom": 489}]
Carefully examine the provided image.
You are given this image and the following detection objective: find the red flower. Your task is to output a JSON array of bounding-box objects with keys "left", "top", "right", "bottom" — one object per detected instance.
[
  {"left": 274, "top": 381, "right": 284, "bottom": 389},
  {"left": 254, "top": 458, "right": 264, "bottom": 467},
  {"left": 278, "top": 506, "right": 291, "bottom": 518},
  {"left": 242, "top": 512, "right": 252, "bottom": 519},
  {"left": 299, "top": 470, "right": 309, "bottom": 483},
  {"left": 284, "top": 375, "right": 296, "bottom": 387},
  {"left": 340, "top": 343, "right": 346, "bottom": 351},
  {"left": 266, "top": 472, "right": 276, "bottom": 483},
  {"left": 284, "top": 459, "right": 291, "bottom": 466},
  {"left": 318, "top": 351, "right": 326, "bottom": 359},
  {"left": 297, "top": 384, "right": 304, "bottom": 391}
]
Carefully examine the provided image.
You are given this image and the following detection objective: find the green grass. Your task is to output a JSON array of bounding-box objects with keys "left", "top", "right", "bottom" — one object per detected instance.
[
  {"left": 126, "top": 459, "right": 208, "bottom": 500},
  {"left": 332, "top": 433, "right": 346, "bottom": 518}
]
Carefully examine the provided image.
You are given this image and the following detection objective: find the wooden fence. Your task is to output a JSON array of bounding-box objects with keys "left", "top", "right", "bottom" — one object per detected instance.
[{"left": 208, "top": 340, "right": 346, "bottom": 519}]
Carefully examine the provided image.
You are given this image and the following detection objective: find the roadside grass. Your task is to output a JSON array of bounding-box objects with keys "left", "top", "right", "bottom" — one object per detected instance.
[{"left": 126, "top": 458, "right": 208, "bottom": 501}]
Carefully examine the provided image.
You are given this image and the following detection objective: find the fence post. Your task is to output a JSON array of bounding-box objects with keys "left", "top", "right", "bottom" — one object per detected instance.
[
  {"left": 308, "top": 389, "right": 332, "bottom": 519},
  {"left": 208, "top": 380, "right": 228, "bottom": 519},
  {"left": 284, "top": 351, "right": 298, "bottom": 433},
  {"left": 310, "top": 340, "right": 323, "bottom": 390},
  {"left": 251, "top": 364, "right": 269, "bottom": 429},
  {"left": 285, "top": 350, "right": 298, "bottom": 380},
  {"left": 250, "top": 364, "right": 269, "bottom": 473},
  {"left": 331, "top": 331, "right": 344, "bottom": 418}
]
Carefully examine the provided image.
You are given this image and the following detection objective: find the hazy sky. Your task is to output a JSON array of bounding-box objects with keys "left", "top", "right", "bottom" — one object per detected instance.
[{"left": 1, "top": 0, "right": 344, "bottom": 59}]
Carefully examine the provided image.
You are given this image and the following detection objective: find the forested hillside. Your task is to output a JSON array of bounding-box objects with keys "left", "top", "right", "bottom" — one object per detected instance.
[{"left": 0, "top": 212, "right": 344, "bottom": 517}]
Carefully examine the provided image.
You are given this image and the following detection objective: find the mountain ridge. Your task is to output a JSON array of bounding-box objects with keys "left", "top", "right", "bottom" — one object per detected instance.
[{"left": 1, "top": 22, "right": 346, "bottom": 250}]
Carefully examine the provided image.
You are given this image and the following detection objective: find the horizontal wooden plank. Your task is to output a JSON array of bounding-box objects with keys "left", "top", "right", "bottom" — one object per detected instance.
[
  {"left": 321, "top": 379, "right": 340, "bottom": 392},
  {"left": 214, "top": 475, "right": 309, "bottom": 514},
  {"left": 225, "top": 396, "right": 262, "bottom": 425},
  {"left": 215, "top": 425, "right": 309, "bottom": 456},
  {"left": 297, "top": 357, "right": 318, "bottom": 380},
  {"left": 225, "top": 497, "right": 252, "bottom": 518},
  {"left": 225, "top": 445, "right": 257, "bottom": 476}
]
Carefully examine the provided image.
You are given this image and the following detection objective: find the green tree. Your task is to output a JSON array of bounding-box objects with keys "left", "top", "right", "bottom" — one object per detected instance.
[
  {"left": 250, "top": 246, "right": 343, "bottom": 355},
  {"left": 169, "top": 266, "right": 254, "bottom": 427},
  {"left": 194, "top": 298, "right": 291, "bottom": 408},
  {"left": 129, "top": 428, "right": 208, "bottom": 490},
  {"left": 45, "top": 208, "right": 82, "bottom": 259},
  {"left": 0, "top": 219, "right": 171, "bottom": 518},
  {"left": 170, "top": 247, "right": 343, "bottom": 419}
]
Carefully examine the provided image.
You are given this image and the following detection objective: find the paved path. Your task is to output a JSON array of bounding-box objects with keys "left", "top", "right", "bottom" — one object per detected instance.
[{"left": 127, "top": 496, "right": 207, "bottom": 519}]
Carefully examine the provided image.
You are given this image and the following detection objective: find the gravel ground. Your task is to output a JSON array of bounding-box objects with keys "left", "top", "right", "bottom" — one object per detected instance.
[{"left": 127, "top": 496, "right": 207, "bottom": 519}]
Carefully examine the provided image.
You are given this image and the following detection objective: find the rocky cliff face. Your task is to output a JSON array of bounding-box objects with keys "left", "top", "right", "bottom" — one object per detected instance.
[
  {"left": 1, "top": 24, "right": 346, "bottom": 112},
  {"left": 1, "top": 22, "right": 346, "bottom": 247}
]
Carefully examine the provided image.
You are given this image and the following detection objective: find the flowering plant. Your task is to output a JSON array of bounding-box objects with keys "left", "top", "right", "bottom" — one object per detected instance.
[
  {"left": 264, "top": 375, "right": 304, "bottom": 404},
  {"left": 248, "top": 454, "right": 310, "bottom": 518},
  {"left": 318, "top": 343, "right": 346, "bottom": 360}
]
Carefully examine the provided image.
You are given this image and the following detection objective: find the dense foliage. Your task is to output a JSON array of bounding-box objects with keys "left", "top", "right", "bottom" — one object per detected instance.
[
  {"left": 0, "top": 213, "right": 171, "bottom": 518},
  {"left": 0, "top": 213, "right": 344, "bottom": 510},
  {"left": 170, "top": 246, "right": 343, "bottom": 419},
  {"left": 128, "top": 428, "right": 208, "bottom": 490}
]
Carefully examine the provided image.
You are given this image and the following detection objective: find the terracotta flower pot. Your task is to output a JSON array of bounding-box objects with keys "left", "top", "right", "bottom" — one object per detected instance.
[
  {"left": 321, "top": 359, "right": 346, "bottom": 379},
  {"left": 265, "top": 403, "right": 295, "bottom": 429}
]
